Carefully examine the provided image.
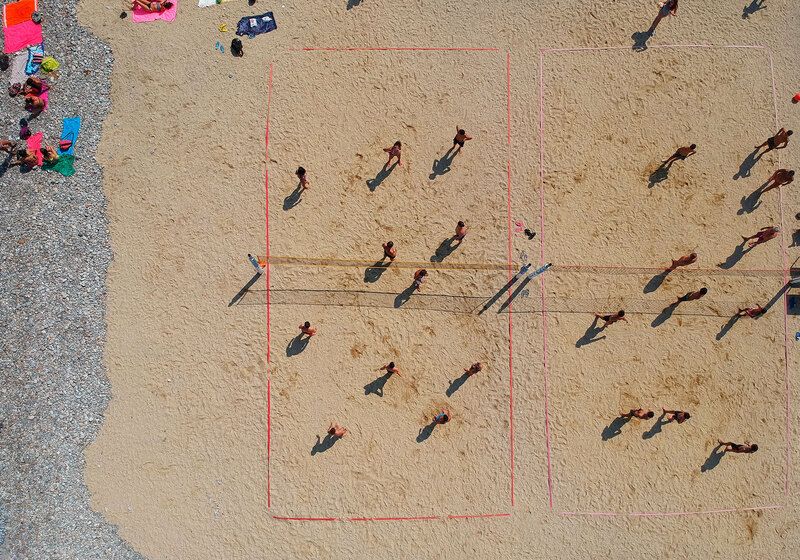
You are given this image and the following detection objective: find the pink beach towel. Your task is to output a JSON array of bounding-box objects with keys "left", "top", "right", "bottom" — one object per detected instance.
[
  {"left": 40, "top": 89, "right": 48, "bottom": 110},
  {"left": 26, "top": 131, "right": 43, "bottom": 166},
  {"left": 132, "top": 0, "right": 177, "bottom": 23},
  {"left": 3, "top": 19, "right": 42, "bottom": 54}
]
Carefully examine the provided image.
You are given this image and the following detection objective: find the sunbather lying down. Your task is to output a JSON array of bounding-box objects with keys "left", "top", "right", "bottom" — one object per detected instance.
[
  {"left": 129, "top": 0, "right": 173, "bottom": 12},
  {"left": 9, "top": 149, "right": 38, "bottom": 169}
]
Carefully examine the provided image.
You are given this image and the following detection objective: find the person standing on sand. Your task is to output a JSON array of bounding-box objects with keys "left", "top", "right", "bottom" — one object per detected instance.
[
  {"left": 648, "top": 0, "right": 678, "bottom": 35},
  {"left": 742, "top": 226, "right": 779, "bottom": 248},
  {"left": 383, "top": 141, "right": 402, "bottom": 167},
  {"left": 736, "top": 305, "right": 766, "bottom": 318},
  {"left": 295, "top": 166, "right": 309, "bottom": 190},
  {"left": 454, "top": 221, "right": 468, "bottom": 243},
  {"left": 299, "top": 321, "right": 317, "bottom": 338},
  {"left": 452, "top": 126, "right": 472, "bottom": 154},
  {"left": 675, "top": 287, "right": 707, "bottom": 303},
  {"left": 755, "top": 128, "right": 793, "bottom": 153},
  {"left": 413, "top": 269, "right": 428, "bottom": 291},
  {"left": 669, "top": 252, "right": 697, "bottom": 269},
  {"left": 595, "top": 310, "right": 627, "bottom": 327},
  {"left": 662, "top": 408, "right": 691, "bottom": 423},
  {"left": 247, "top": 253, "right": 266, "bottom": 274},
  {"left": 382, "top": 241, "right": 397, "bottom": 261},
  {"left": 718, "top": 440, "right": 758, "bottom": 453},
  {"left": 379, "top": 362, "right": 401, "bottom": 377},
  {"left": 621, "top": 408, "right": 654, "bottom": 420},
  {"left": 464, "top": 362, "right": 482, "bottom": 376},
  {"left": 433, "top": 410, "right": 451, "bottom": 425},
  {"left": 761, "top": 169, "right": 794, "bottom": 193},
  {"left": 328, "top": 423, "right": 347, "bottom": 438},
  {"left": 663, "top": 144, "right": 696, "bottom": 166}
]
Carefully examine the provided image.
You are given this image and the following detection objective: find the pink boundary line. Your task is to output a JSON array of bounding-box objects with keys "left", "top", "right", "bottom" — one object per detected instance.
[
  {"left": 269, "top": 49, "right": 515, "bottom": 522},
  {"left": 290, "top": 47, "right": 499, "bottom": 52},
  {"left": 265, "top": 63, "right": 274, "bottom": 509},
  {"left": 560, "top": 505, "right": 782, "bottom": 518},
  {"left": 538, "top": 44, "right": 790, "bottom": 517}
]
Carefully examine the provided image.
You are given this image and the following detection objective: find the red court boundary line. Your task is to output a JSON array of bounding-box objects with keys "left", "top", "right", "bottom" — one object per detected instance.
[
  {"left": 268, "top": 48, "right": 514, "bottom": 522},
  {"left": 265, "top": 63, "right": 274, "bottom": 509},
  {"left": 538, "top": 45, "right": 789, "bottom": 517}
]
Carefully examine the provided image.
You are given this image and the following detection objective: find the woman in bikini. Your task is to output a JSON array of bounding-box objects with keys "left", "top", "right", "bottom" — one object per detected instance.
[{"left": 130, "top": 0, "right": 173, "bottom": 12}]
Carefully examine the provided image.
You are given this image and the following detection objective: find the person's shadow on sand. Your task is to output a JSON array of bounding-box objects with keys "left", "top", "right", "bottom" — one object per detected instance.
[
  {"left": 416, "top": 420, "right": 438, "bottom": 443},
  {"left": 601, "top": 415, "right": 632, "bottom": 440},
  {"left": 734, "top": 148, "right": 763, "bottom": 180},
  {"left": 364, "top": 372, "right": 392, "bottom": 397},
  {"left": 283, "top": 184, "right": 303, "bottom": 210},
  {"left": 346, "top": 0, "right": 364, "bottom": 9},
  {"left": 716, "top": 313, "right": 741, "bottom": 341},
  {"left": 446, "top": 370, "right": 472, "bottom": 397},
  {"left": 742, "top": 0, "right": 766, "bottom": 18},
  {"left": 631, "top": 31, "right": 651, "bottom": 52},
  {"left": 311, "top": 433, "right": 342, "bottom": 455},
  {"left": 394, "top": 284, "right": 417, "bottom": 308},
  {"left": 700, "top": 443, "right": 727, "bottom": 472},
  {"left": 642, "top": 411, "right": 669, "bottom": 440},
  {"left": 429, "top": 147, "right": 457, "bottom": 179},
  {"left": 718, "top": 240, "right": 752, "bottom": 270},
  {"left": 651, "top": 302, "right": 678, "bottom": 327},
  {"left": 738, "top": 180, "right": 771, "bottom": 214},
  {"left": 367, "top": 161, "right": 398, "bottom": 191},
  {"left": 364, "top": 260, "right": 390, "bottom": 283},
  {"left": 644, "top": 269, "right": 670, "bottom": 293},
  {"left": 576, "top": 315, "right": 606, "bottom": 347},
  {"left": 286, "top": 334, "right": 310, "bottom": 357},
  {"left": 431, "top": 236, "right": 460, "bottom": 262},
  {"left": 647, "top": 162, "right": 671, "bottom": 188}
]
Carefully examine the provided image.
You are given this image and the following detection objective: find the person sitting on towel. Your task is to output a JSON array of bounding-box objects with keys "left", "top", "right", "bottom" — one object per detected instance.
[
  {"left": 24, "top": 94, "right": 45, "bottom": 117},
  {"left": 23, "top": 77, "right": 45, "bottom": 96},
  {"left": 130, "top": 0, "right": 173, "bottom": 12},
  {"left": 9, "top": 149, "right": 38, "bottom": 169},
  {"left": 40, "top": 145, "right": 59, "bottom": 164}
]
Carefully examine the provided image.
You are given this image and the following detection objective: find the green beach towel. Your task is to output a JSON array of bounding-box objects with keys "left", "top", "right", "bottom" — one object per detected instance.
[{"left": 42, "top": 154, "right": 75, "bottom": 176}]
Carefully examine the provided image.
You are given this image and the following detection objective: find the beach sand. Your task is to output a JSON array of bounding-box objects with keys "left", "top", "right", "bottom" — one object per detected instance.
[{"left": 78, "top": 1, "right": 799, "bottom": 558}]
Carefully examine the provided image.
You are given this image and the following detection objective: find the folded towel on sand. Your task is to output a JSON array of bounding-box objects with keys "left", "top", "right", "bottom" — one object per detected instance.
[
  {"left": 9, "top": 49, "right": 26, "bottom": 84},
  {"left": 132, "top": 0, "right": 178, "bottom": 23},
  {"left": 236, "top": 12, "right": 277, "bottom": 38},
  {"left": 2, "top": 0, "right": 37, "bottom": 28},
  {"left": 3, "top": 20, "right": 43, "bottom": 54},
  {"left": 42, "top": 154, "right": 75, "bottom": 176},
  {"left": 25, "top": 43, "right": 43, "bottom": 74},
  {"left": 26, "top": 131, "right": 43, "bottom": 166},
  {"left": 57, "top": 117, "right": 81, "bottom": 156},
  {"left": 198, "top": 0, "right": 233, "bottom": 7}
]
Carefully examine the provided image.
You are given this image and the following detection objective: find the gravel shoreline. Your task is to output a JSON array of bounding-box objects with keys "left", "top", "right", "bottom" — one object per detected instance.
[{"left": 0, "top": 1, "right": 145, "bottom": 558}]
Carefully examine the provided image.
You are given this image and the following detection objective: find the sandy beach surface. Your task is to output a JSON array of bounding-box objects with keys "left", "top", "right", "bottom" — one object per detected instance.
[{"left": 66, "top": 0, "right": 800, "bottom": 558}]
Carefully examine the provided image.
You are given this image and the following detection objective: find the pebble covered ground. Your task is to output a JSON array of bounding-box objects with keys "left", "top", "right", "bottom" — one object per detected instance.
[{"left": 0, "top": 1, "right": 145, "bottom": 558}]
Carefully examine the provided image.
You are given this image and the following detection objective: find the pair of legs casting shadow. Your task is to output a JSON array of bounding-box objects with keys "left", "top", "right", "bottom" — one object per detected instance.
[
  {"left": 738, "top": 179, "right": 773, "bottom": 214},
  {"left": 286, "top": 334, "right": 310, "bottom": 356},
  {"left": 283, "top": 182, "right": 304, "bottom": 210},
  {"left": 228, "top": 273, "right": 262, "bottom": 306},
  {"left": 394, "top": 283, "right": 417, "bottom": 308},
  {"left": 311, "top": 433, "right": 343, "bottom": 455},
  {"left": 700, "top": 443, "right": 727, "bottom": 472},
  {"left": 651, "top": 301, "right": 679, "bottom": 327},
  {"left": 644, "top": 268, "right": 672, "bottom": 293},
  {"left": 718, "top": 240, "right": 753, "bottom": 270},
  {"left": 364, "top": 260, "right": 391, "bottom": 283},
  {"left": 416, "top": 420, "right": 441, "bottom": 443},
  {"left": 601, "top": 415, "right": 632, "bottom": 441},
  {"left": 642, "top": 411, "right": 671, "bottom": 439},
  {"left": 631, "top": 31, "right": 651, "bottom": 52},
  {"left": 742, "top": 0, "right": 766, "bottom": 19},
  {"left": 430, "top": 236, "right": 460, "bottom": 262},
  {"left": 576, "top": 315, "right": 606, "bottom": 347},
  {"left": 647, "top": 159, "right": 675, "bottom": 188},
  {"left": 734, "top": 147, "right": 764, "bottom": 180},
  {"left": 429, "top": 146, "right": 459, "bottom": 179},
  {"left": 364, "top": 372, "right": 392, "bottom": 397},
  {"left": 367, "top": 161, "right": 398, "bottom": 191},
  {"left": 446, "top": 370, "right": 472, "bottom": 397}
]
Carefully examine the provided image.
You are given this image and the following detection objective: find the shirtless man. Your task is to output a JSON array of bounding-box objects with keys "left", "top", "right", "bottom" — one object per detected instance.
[
  {"left": 664, "top": 144, "right": 696, "bottom": 166},
  {"left": 0, "top": 140, "right": 16, "bottom": 153},
  {"left": 24, "top": 94, "right": 45, "bottom": 116},
  {"left": 621, "top": 408, "right": 654, "bottom": 420},
  {"left": 40, "top": 145, "right": 59, "bottom": 164},
  {"left": 413, "top": 269, "right": 428, "bottom": 291},
  {"left": 669, "top": 252, "right": 697, "bottom": 269},
  {"left": 295, "top": 166, "right": 309, "bottom": 190},
  {"left": 452, "top": 126, "right": 473, "bottom": 154},
  {"left": 736, "top": 305, "right": 766, "bottom": 318},
  {"left": 595, "top": 310, "right": 626, "bottom": 327},
  {"left": 433, "top": 410, "right": 451, "bottom": 425},
  {"left": 648, "top": 0, "right": 678, "bottom": 35},
  {"left": 23, "top": 76, "right": 46, "bottom": 96},
  {"left": 761, "top": 169, "right": 794, "bottom": 193},
  {"left": 718, "top": 440, "right": 758, "bottom": 453},
  {"left": 328, "top": 423, "right": 347, "bottom": 438},
  {"left": 383, "top": 141, "right": 402, "bottom": 167},
  {"left": 464, "top": 362, "right": 482, "bottom": 376},
  {"left": 676, "top": 287, "right": 707, "bottom": 303},
  {"left": 742, "top": 226, "right": 779, "bottom": 248},
  {"left": 755, "top": 128, "right": 793, "bottom": 153},
  {"left": 9, "top": 148, "right": 37, "bottom": 168},
  {"left": 379, "top": 362, "right": 401, "bottom": 377},
  {"left": 382, "top": 241, "right": 397, "bottom": 261},
  {"left": 454, "top": 220, "right": 467, "bottom": 242},
  {"left": 662, "top": 408, "right": 691, "bottom": 423},
  {"left": 299, "top": 321, "right": 317, "bottom": 337}
]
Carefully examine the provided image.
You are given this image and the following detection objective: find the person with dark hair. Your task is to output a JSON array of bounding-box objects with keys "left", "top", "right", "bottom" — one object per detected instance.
[
  {"left": 413, "top": 268, "right": 427, "bottom": 291},
  {"left": 464, "top": 362, "right": 482, "bottom": 376},
  {"left": 9, "top": 148, "right": 37, "bottom": 168},
  {"left": 622, "top": 408, "right": 654, "bottom": 420},
  {"left": 662, "top": 408, "right": 691, "bottom": 423},
  {"left": 718, "top": 440, "right": 758, "bottom": 453},
  {"left": 761, "top": 169, "right": 795, "bottom": 193},
  {"left": 328, "top": 423, "right": 347, "bottom": 438},
  {"left": 247, "top": 253, "right": 267, "bottom": 274},
  {"left": 383, "top": 141, "right": 402, "bottom": 167},
  {"left": 433, "top": 410, "right": 451, "bottom": 424},
  {"left": 648, "top": 0, "right": 678, "bottom": 35},
  {"left": 299, "top": 321, "right": 317, "bottom": 337},
  {"left": 669, "top": 252, "right": 697, "bottom": 269},
  {"left": 24, "top": 94, "right": 45, "bottom": 116},
  {"left": 595, "top": 310, "right": 626, "bottom": 327},
  {"left": 379, "top": 362, "right": 401, "bottom": 377},
  {"left": 736, "top": 305, "right": 766, "bottom": 318},
  {"left": 295, "top": 166, "right": 309, "bottom": 190},
  {"left": 742, "top": 226, "right": 780, "bottom": 248},
  {"left": 382, "top": 241, "right": 397, "bottom": 261},
  {"left": 40, "top": 145, "right": 59, "bottom": 164},
  {"left": 0, "top": 140, "right": 17, "bottom": 154},
  {"left": 755, "top": 128, "right": 793, "bottom": 153},
  {"left": 454, "top": 220, "right": 468, "bottom": 242},
  {"left": 130, "top": 0, "right": 173, "bottom": 11},
  {"left": 663, "top": 143, "right": 696, "bottom": 166},
  {"left": 676, "top": 287, "right": 708, "bottom": 303},
  {"left": 452, "top": 126, "right": 473, "bottom": 154}
]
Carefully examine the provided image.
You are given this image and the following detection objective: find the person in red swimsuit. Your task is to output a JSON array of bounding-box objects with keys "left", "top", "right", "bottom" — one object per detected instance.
[
  {"left": 736, "top": 305, "right": 766, "bottom": 318},
  {"left": 669, "top": 252, "right": 697, "bottom": 270},
  {"left": 648, "top": 0, "right": 678, "bottom": 35},
  {"left": 383, "top": 141, "right": 402, "bottom": 167},
  {"left": 131, "top": 0, "right": 173, "bottom": 11},
  {"left": 742, "top": 226, "right": 780, "bottom": 248},
  {"left": 454, "top": 221, "right": 468, "bottom": 242},
  {"left": 382, "top": 241, "right": 397, "bottom": 261}
]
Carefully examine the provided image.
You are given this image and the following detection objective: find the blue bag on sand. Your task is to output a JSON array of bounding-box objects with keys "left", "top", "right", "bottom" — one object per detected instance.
[{"left": 236, "top": 12, "right": 277, "bottom": 38}]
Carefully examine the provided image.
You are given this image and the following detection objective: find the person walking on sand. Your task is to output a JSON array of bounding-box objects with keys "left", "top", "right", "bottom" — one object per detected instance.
[
  {"left": 383, "top": 141, "right": 402, "bottom": 167},
  {"left": 299, "top": 321, "right": 317, "bottom": 337},
  {"left": 382, "top": 241, "right": 397, "bottom": 261},
  {"left": 622, "top": 408, "right": 654, "bottom": 420},
  {"left": 648, "top": 0, "right": 678, "bottom": 35},
  {"left": 454, "top": 221, "right": 468, "bottom": 242},
  {"left": 452, "top": 126, "right": 473, "bottom": 154},
  {"left": 761, "top": 169, "right": 795, "bottom": 193},
  {"left": 433, "top": 410, "right": 451, "bottom": 425},
  {"left": 669, "top": 252, "right": 697, "bottom": 269},
  {"left": 413, "top": 268, "right": 428, "bottom": 291},
  {"left": 736, "top": 305, "right": 766, "bottom": 318},
  {"left": 295, "top": 166, "right": 309, "bottom": 190},
  {"left": 379, "top": 362, "right": 401, "bottom": 377},
  {"left": 742, "top": 226, "right": 780, "bottom": 248},
  {"left": 464, "top": 362, "right": 482, "bottom": 376},
  {"left": 328, "top": 423, "right": 347, "bottom": 438},
  {"left": 676, "top": 287, "right": 707, "bottom": 303},
  {"left": 755, "top": 128, "right": 793, "bottom": 153},
  {"left": 247, "top": 253, "right": 267, "bottom": 274},
  {"left": 595, "top": 310, "right": 627, "bottom": 327},
  {"left": 664, "top": 144, "right": 696, "bottom": 166},
  {"left": 663, "top": 407, "right": 691, "bottom": 423},
  {"left": 718, "top": 440, "right": 758, "bottom": 453}
]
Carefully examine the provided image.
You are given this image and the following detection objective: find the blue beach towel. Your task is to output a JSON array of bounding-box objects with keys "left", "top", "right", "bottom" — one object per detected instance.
[
  {"left": 25, "top": 43, "right": 44, "bottom": 75},
  {"left": 57, "top": 117, "right": 81, "bottom": 156},
  {"left": 236, "top": 11, "right": 277, "bottom": 38}
]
